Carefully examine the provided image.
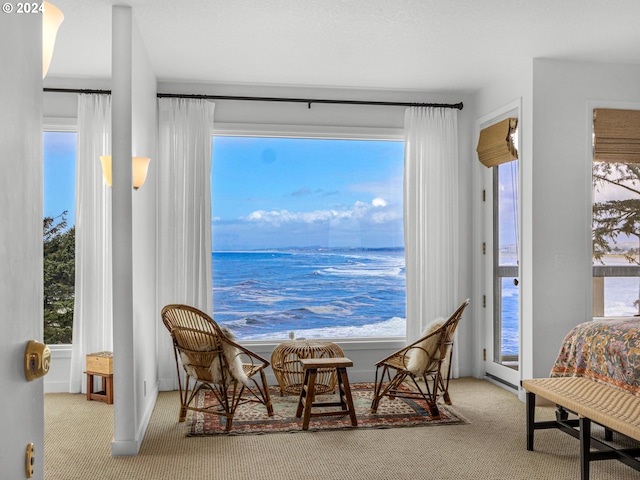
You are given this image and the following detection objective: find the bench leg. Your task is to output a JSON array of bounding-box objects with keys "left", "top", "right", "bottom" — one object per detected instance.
[
  {"left": 556, "top": 406, "right": 569, "bottom": 421},
  {"left": 526, "top": 391, "right": 535, "bottom": 451},
  {"left": 604, "top": 426, "right": 613, "bottom": 441},
  {"left": 579, "top": 416, "right": 591, "bottom": 480}
]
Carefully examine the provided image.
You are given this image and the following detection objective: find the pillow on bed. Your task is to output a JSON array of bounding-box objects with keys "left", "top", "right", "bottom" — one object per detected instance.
[{"left": 406, "top": 317, "right": 445, "bottom": 375}]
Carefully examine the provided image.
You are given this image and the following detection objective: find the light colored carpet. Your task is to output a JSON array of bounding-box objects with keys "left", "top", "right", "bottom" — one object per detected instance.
[{"left": 44, "top": 377, "right": 640, "bottom": 480}]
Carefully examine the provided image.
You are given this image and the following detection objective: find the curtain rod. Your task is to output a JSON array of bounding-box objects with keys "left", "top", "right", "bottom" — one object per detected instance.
[
  {"left": 44, "top": 88, "right": 112, "bottom": 94},
  {"left": 43, "top": 88, "right": 463, "bottom": 110},
  {"left": 157, "top": 93, "right": 463, "bottom": 110}
]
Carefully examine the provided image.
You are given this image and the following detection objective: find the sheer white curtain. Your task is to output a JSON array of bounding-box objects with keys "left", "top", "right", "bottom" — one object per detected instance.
[
  {"left": 69, "top": 94, "right": 113, "bottom": 393},
  {"left": 157, "top": 98, "right": 215, "bottom": 391},
  {"left": 404, "top": 107, "right": 459, "bottom": 344}
]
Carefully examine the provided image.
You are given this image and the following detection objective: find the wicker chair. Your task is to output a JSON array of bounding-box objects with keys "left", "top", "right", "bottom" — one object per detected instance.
[
  {"left": 161, "top": 304, "right": 273, "bottom": 431},
  {"left": 370, "top": 299, "right": 470, "bottom": 419}
]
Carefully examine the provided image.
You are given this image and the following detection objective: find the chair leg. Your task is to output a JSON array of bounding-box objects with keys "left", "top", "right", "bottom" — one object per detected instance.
[
  {"left": 179, "top": 404, "right": 188, "bottom": 423},
  {"left": 371, "top": 366, "right": 396, "bottom": 413},
  {"left": 178, "top": 376, "right": 192, "bottom": 422},
  {"left": 371, "top": 369, "right": 406, "bottom": 414},
  {"left": 438, "top": 372, "right": 452, "bottom": 405},
  {"left": 224, "top": 413, "right": 234, "bottom": 432},
  {"left": 259, "top": 369, "right": 274, "bottom": 416},
  {"left": 370, "top": 368, "right": 383, "bottom": 413},
  {"left": 428, "top": 402, "right": 441, "bottom": 420}
]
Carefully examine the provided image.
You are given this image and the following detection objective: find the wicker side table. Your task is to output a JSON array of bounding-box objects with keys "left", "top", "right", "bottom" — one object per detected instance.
[{"left": 271, "top": 340, "right": 344, "bottom": 396}]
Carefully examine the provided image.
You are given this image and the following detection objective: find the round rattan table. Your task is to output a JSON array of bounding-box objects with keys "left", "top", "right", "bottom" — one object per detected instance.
[{"left": 271, "top": 340, "right": 345, "bottom": 396}]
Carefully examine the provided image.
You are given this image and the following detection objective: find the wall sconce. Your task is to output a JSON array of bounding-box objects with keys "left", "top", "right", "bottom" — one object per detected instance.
[
  {"left": 99, "top": 156, "right": 151, "bottom": 190},
  {"left": 43, "top": 2, "right": 64, "bottom": 79}
]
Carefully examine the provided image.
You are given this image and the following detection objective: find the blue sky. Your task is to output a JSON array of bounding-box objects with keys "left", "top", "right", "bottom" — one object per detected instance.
[
  {"left": 498, "top": 160, "right": 519, "bottom": 248},
  {"left": 43, "top": 131, "right": 76, "bottom": 225},
  {"left": 211, "top": 136, "right": 405, "bottom": 250},
  {"left": 42, "top": 133, "right": 405, "bottom": 249}
]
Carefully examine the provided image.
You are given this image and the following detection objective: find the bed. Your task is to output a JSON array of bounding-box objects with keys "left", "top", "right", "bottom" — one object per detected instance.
[{"left": 550, "top": 316, "right": 640, "bottom": 396}]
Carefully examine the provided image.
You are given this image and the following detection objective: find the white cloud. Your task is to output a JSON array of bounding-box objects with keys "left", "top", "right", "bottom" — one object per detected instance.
[{"left": 244, "top": 199, "right": 400, "bottom": 227}]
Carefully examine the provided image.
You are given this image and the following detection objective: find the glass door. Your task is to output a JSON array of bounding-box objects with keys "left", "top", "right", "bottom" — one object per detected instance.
[{"left": 485, "top": 143, "right": 520, "bottom": 388}]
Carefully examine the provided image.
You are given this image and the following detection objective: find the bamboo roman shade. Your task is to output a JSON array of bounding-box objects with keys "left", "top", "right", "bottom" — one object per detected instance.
[
  {"left": 593, "top": 108, "right": 640, "bottom": 163},
  {"left": 476, "top": 117, "right": 518, "bottom": 168}
]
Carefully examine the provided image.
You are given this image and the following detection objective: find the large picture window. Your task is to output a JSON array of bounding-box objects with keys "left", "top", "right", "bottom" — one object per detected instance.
[{"left": 211, "top": 136, "right": 406, "bottom": 340}]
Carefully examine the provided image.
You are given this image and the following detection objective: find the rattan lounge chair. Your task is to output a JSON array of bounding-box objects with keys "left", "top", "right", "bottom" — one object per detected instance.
[
  {"left": 370, "top": 299, "right": 470, "bottom": 419},
  {"left": 161, "top": 304, "right": 274, "bottom": 431}
]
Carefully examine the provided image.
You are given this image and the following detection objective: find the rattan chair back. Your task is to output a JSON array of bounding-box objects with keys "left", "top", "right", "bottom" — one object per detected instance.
[
  {"left": 161, "top": 304, "right": 274, "bottom": 430},
  {"left": 370, "top": 299, "right": 470, "bottom": 420}
]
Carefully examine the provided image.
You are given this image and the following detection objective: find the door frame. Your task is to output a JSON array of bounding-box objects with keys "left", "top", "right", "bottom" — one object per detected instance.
[{"left": 477, "top": 99, "right": 522, "bottom": 389}]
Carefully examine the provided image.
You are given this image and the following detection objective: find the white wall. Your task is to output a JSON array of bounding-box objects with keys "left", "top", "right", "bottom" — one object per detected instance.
[
  {"left": 0, "top": 13, "right": 46, "bottom": 480},
  {"left": 474, "top": 58, "right": 640, "bottom": 388},
  {"left": 110, "top": 5, "right": 159, "bottom": 456},
  {"left": 530, "top": 59, "right": 640, "bottom": 377},
  {"left": 131, "top": 12, "right": 159, "bottom": 452}
]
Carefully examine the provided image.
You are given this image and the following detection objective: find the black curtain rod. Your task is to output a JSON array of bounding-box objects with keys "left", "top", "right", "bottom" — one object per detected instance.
[
  {"left": 44, "top": 88, "right": 112, "bottom": 94},
  {"left": 44, "top": 88, "right": 463, "bottom": 110},
  {"left": 157, "top": 92, "right": 463, "bottom": 110}
]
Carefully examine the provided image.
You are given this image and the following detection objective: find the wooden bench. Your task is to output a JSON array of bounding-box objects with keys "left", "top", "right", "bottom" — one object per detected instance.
[{"left": 521, "top": 377, "right": 640, "bottom": 480}]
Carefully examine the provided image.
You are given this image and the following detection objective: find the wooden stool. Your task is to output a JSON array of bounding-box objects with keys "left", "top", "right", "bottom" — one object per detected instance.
[
  {"left": 85, "top": 351, "right": 113, "bottom": 404},
  {"left": 295, "top": 357, "right": 358, "bottom": 430},
  {"left": 85, "top": 371, "right": 114, "bottom": 404}
]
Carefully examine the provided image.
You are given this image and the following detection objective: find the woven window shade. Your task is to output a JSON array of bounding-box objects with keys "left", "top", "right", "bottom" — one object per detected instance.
[
  {"left": 593, "top": 108, "right": 640, "bottom": 163},
  {"left": 476, "top": 117, "right": 518, "bottom": 168}
]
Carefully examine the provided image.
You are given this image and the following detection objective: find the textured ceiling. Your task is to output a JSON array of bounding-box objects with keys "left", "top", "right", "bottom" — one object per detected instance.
[{"left": 46, "top": 0, "right": 640, "bottom": 92}]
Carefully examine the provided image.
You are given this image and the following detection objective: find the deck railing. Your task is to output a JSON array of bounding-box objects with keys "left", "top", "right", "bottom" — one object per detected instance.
[{"left": 592, "top": 265, "right": 640, "bottom": 316}]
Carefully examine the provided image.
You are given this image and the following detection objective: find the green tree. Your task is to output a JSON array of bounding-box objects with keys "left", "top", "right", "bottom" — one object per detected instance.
[
  {"left": 592, "top": 162, "right": 640, "bottom": 265},
  {"left": 44, "top": 212, "right": 75, "bottom": 344}
]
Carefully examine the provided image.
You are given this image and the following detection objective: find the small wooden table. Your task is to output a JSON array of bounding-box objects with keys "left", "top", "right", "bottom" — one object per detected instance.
[
  {"left": 85, "top": 351, "right": 113, "bottom": 404},
  {"left": 295, "top": 357, "right": 358, "bottom": 430}
]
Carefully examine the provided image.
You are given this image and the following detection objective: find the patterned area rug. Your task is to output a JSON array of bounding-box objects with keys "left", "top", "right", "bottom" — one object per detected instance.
[{"left": 185, "top": 382, "right": 467, "bottom": 436}]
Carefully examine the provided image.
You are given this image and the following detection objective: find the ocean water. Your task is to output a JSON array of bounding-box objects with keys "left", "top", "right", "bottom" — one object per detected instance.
[
  {"left": 498, "top": 255, "right": 640, "bottom": 356},
  {"left": 212, "top": 249, "right": 406, "bottom": 340},
  {"left": 598, "top": 255, "right": 640, "bottom": 317},
  {"left": 500, "top": 279, "right": 519, "bottom": 356},
  {"left": 212, "top": 251, "right": 640, "bottom": 351}
]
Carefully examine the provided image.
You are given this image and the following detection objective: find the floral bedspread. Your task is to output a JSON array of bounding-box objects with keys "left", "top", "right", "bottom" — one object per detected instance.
[{"left": 550, "top": 317, "right": 640, "bottom": 396}]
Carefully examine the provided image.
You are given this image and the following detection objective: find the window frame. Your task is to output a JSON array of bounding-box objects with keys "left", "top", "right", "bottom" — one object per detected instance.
[
  {"left": 43, "top": 117, "right": 78, "bottom": 347},
  {"left": 589, "top": 101, "right": 640, "bottom": 318},
  {"left": 211, "top": 122, "right": 407, "bottom": 344},
  {"left": 477, "top": 98, "right": 522, "bottom": 389}
]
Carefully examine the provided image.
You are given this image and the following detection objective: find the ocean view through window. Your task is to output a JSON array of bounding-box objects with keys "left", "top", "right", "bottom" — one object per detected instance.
[{"left": 211, "top": 136, "right": 406, "bottom": 340}]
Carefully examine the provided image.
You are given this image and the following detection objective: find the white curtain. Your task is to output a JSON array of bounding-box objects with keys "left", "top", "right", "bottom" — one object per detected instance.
[
  {"left": 404, "top": 107, "right": 459, "bottom": 344},
  {"left": 69, "top": 94, "right": 113, "bottom": 393},
  {"left": 157, "top": 98, "right": 215, "bottom": 391}
]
